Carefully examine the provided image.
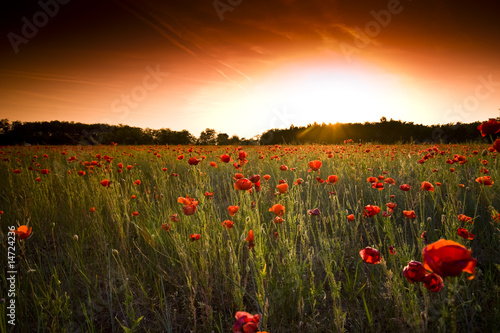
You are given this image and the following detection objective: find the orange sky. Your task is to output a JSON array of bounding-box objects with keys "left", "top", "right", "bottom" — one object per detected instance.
[{"left": 1, "top": 0, "right": 499, "bottom": 139}]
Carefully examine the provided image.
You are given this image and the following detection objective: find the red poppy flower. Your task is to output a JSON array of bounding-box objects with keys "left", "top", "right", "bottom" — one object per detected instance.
[
  {"left": 493, "top": 138, "right": 500, "bottom": 153},
  {"left": 219, "top": 154, "right": 232, "bottom": 163},
  {"left": 169, "top": 213, "right": 179, "bottom": 222},
  {"left": 347, "top": 214, "right": 355, "bottom": 222},
  {"left": 100, "top": 179, "right": 111, "bottom": 187},
  {"left": 273, "top": 216, "right": 284, "bottom": 224},
  {"left": 126, "top": 165, "right": 133, "bottom": 170},
  {"left": 204, "top": 192, "right": 214, "bottom": 198},
  {"left": 233, "top": 311, "right": 260, "bottom": 333},
  {"left": 228, "top": 205, "right": 239, "bottom": 216},
  {"left": 40, "top": 169, "right": 50, "bottom": 175},
  {"left": 178, "top": 196, "right": 198, "bottom": 215},
  {"left": 403, "top": 210, "right": 416, "bottom": 219},
  {"left": 131, "top": 211, "right": 139, "bottom": 216},
  {"left": 364, "top": 205, "right": 381, "bottom": 217},
  {"left": 386, "top": 202, "right": 397, "bottom": 212},
  {"left": 276, "top": 183, "right": 288, "bottom": 194},
  {"left": 308, "top": 160, "right": 322, "bottom": 172},
  {"left": 384, "top": 178, "right": 395, "bottom": 185},
  {"left": 182, "top": 204, "right": 197, "bottom": 215},
  {"left": 209, "top": 162, "right": 217, "bottom": 167},
  {"left": 246, "top": 230, "right": 255, "bottom": 250},
  {"left": 133, "top": 179, "right": 141, "bottom": 185},
  {"left": 269, "top": 204, "right": 285, "bottom": 216},
  {"left": 389, "top": 245, "right": 396, "bottom": 255},
  {"left": 367, "top": 176, "right": 377, "bottom": 183},
  {"left": 13, "top": 169, "right": 21, "bottom": 174},
  {"left": 421, "top": 181, "right": 434, "bottom": 192},
  {"left": 117, "top": 163, "right": 123, "bottom": 169},
  {"left": 234, "top": 178, "right": 253, "bottom": 191},
  {"left": 403, "top": 261, "right": 427, "bottom": 283},
  {"left": 308, "top": 208, "right": 321, "bottom": 216},
  {"left": 263, "top": 175, "right": 271, "bottom": 181},
  {"left": 13, "top": 225, "right": 32, "bottom": 240},
  {"left": 475, "top": 176, "right": 494, "bottom": 186},
  {"left": 423, "top": 273, "right": 444, "bottom": 292},
  {"left": 249, "top": 175, "right": 261, "bottom": 183},
  {"left": 422, "top": 239, "right": 477, "bottom": 279},
  {"left": 372, "top": 182, "right": 384, "bottom": 190},
  {"left": 89, "top": 207, "right": 96, "bottom": 213},
  {"left": 35, "top": 177, "right": 41, "bottom": 182},
  {"left": 359, "top": 247, "right": 381, "bottom": 264},
  {"left": 326, "top": 175, "right": 338, "bottom": 184},
  {"left": 190, "top": 234, "right": 201, "bottom": 241},
  {"left": 458, "top": 214, "right": 473, "bottom": 223},
  {"left": 188, "top": 157, "right": 202, "bottom": 165},
  {"left": 457, "top": 227, "right": 475, "bottom": 240},
  {"left": 78, "top": 170, "right": 86, "bottom": 176},
  {"left": 161, "top": 223, "right": 171, "bottom": 231},
  {"left": 177, "top": 155, "right": 184, "bottom": 160},
  {"left": 294, "top": 178, "right": 304, "bottom": 185},
  {"left": 222, "top": 220, "right": 234, "bottom": 229},
  {"left": 477, "top": 118, "right": 500, "bottom": 137},
  {"left": 234, "top": 173, "right": 244, "bottom": 180},
  {"left": 279, "top": 165, "right": 288, "bottom": 171},
  {"left": 400, "top": 184, "right": 411, "bottom": 191}
]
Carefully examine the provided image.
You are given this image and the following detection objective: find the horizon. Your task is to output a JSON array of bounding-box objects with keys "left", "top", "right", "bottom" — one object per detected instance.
[{"left": 1, "top": 0, "right": 499, "bottom": 139}]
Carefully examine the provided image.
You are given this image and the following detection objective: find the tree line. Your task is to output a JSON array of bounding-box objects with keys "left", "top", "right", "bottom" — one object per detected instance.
[{"left": 0, "top": 118, "right": 488, "bottom": 146}]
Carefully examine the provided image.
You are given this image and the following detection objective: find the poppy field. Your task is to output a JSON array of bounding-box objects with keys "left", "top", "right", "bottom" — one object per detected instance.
[{"left": 1, "top": 136, "right": 500, "bottom": 331}]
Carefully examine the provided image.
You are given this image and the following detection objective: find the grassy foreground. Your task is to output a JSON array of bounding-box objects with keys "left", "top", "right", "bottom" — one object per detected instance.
[{"left": 1, "top": 142, "right": 499, "bottom": 332}]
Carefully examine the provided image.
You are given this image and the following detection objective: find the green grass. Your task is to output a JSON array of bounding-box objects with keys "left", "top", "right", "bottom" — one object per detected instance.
[{"left": 0, "top": 143, "right": 499, "bottom": 332}]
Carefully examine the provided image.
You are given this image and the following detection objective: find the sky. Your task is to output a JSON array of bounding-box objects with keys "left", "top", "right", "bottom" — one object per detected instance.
[{"left": 1, "top": 0, "right": 500, "bottom": 139}]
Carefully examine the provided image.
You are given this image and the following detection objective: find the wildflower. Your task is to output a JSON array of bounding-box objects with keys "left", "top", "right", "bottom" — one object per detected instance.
[
  {"left": 273, "top": 216, "right": 284, "bottom": 224},
  {"left": 477, "top": 118, "right": 500, "bottom": 137},
  {"left": 326, "top": 175, "right": 338, "bottom": 184},
  {"left": 276, "top": 183, "right": 288, "bottom": 194},
  {"left": 161, "top": 223, "right": 171, "bottom": 231},
  {"left": 364, "top": 205, "right": 381, "bottom": 217},
  {"left": 347, "top": 214, "right": 355, "bottom": 222},
  {"left": 209, "top": 162, "right": 217, "bottom": 167},
  {"left": 222, "top": 220, "right": 234, "bottom": 229},
  {"left": 457, "top": 227, "right": 475, "bottom": 240},
  {"left": 423, "top": 273, "right": 444, "bottom": 292},
  {"left": 421, "top": 181, "right": 434, "bottom": 192},
  {"left": 133, "top": 179, "right": 141, "bottom": 185},
  {"left": 389, "top": 245, "right": 396, "bottom": 255},
  {"left": 400, "top": 184, "right": 411, "bottom": 191},
  {"left": 279, "top": 165, "right": 288, "bottom": 171},
  {"left": 178, "top": 196, "right": 198, "bottom": 215},
  {"left": 475, "top": 176, "right": 494, "bottom": 186},
  {"left": 233, "top": 311, "right": 260, "bottom": 333},
  {"left": 422, "top": 239, "right": 477, "bottom": 279},
  {"left": 100, "top": 179, "right": 111, "bottom": 187},
  {"left": 131, "top": 211, "right": 139, "bottom": 216},
  {"left": 458, "top": 214, "right": 473, "bottom": 223},
  {"left": 234, "top": 178, "right": 253, "bottom": 191},
  {"left": 384, "top": 177, "right": 395, "bottom": 185},
  {"left": 246, "top": 230, "right": 255, "bottom": 250},
  {"left": 386, "top": 202, "right": 397, "bottom": 212},
  {"left": 403, "top": 210, "right": 416, "bottom": 219},
  {"left": 13, "top": 225, "right": 32, "bottom": 240},
  {"left": 188, "top": 157, "right": 202, "bottom": 165},
  {"left": 263, "top": 175, "right": 271, "bottom": 181},
  {"left": 493, "top": 138, "right": 500, "bottom": 153},
  {"left": 40, "top": 169, "right": 49, "bottom": 175},
  {"left": 269, "top": 204, "right": 285, "bottom": 216},
  {"left": 89, "top": 207, "right": 96, "bottom": 213},
  {"left": 190, "top": 234, "right": 201, "bottom": 241},
  {"left": 367, "top": 176, "right": 377, "bottom": 183},
  {"left": 78, "top": 170, "right": 86, "bottom": 176},
  {"left": 372, "top": 182, "right": 384, "bottom": 190},
  {"left": 308, "top": 160, "right": 322, "bottom": 172},
  {"left": 308, "top": 208, "right": 321, "bottom": 216},
  {"left": 403, "top": 261, "right": 427, "bottom": 283},
  {"left": 294, "top": 178, "right": 304, "bottom": 185},
  {"left": 359, "top": 247, "right": 381, "bottom": 264},
  {"left": 228, "top": 205, "right": 239, "bottom": 216},
  {"left": 219, "top": 154, "right": 232, "bottom": 163},
  {"left": 169, "top": 213, "right": 179, "bottom": 222},
  {"left": 204, "top": 192, "right": 214, "bottom": 198}
]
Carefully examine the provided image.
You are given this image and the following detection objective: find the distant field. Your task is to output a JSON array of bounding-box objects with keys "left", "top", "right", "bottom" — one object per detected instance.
[{"left": 1, "top": 142, "right": 499, "bottom": 332}]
